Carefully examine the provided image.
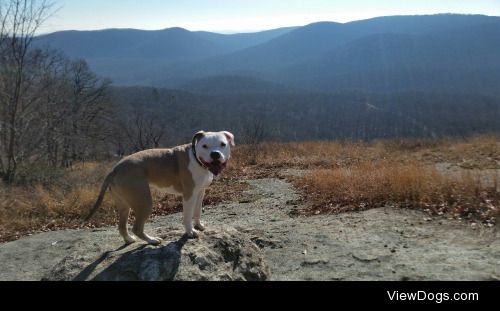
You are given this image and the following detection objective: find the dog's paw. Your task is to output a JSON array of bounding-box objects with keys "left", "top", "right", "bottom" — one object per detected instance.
[
  {"left": 124, "top": 235, "right": 137, "bottom": 245},
  {"left": 194, "top": 222, "right": 206, "bottom": 231},
  {"left": 147, "top": 237, "right": 163, "bottom": 246},
  {"left": 184, "top": 230, "right": 199, "bottom": 239}
]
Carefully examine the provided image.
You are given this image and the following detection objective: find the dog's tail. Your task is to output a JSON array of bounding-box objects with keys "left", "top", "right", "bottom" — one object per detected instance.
[{"left": 82, "top": 171, "right": 115, "bottom": 223}]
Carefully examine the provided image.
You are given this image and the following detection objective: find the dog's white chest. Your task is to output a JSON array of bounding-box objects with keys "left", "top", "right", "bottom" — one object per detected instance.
[
  {"left": 198, "top": 172, "right": 213, "bottom": 189},
  {"left": 188, "top": 154, "right": 214, "bottom": 191},
  {"left": 193, "top": 166, "right": 213, "bottom": 190}
]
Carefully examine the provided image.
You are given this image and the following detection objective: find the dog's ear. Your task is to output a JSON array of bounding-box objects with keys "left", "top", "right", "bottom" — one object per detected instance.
[
  {"left": 192, "top": 131, "right": 206, "bottom": 146},
  {"left": 223, "top": 131, "right": 235, "bottom": 147}
]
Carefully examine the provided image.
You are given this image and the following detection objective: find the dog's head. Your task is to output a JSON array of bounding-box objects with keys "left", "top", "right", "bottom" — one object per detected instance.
[{"left": 192, "top": 131, "right": 235, "bottom": 176}]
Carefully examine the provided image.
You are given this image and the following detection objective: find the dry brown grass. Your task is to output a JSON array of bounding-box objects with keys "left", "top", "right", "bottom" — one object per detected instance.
[
  {"left": 292, "top": 160, "right": 499, "bottom": 225},
  {"left": 1, "top": 135, "right": 498, "bottom": 242},
  {"left": 0, "top": 162, "right": 116, "bottom": 242},
  {"left": 232, "top": 134, "right": 499, "bottom": 172}
]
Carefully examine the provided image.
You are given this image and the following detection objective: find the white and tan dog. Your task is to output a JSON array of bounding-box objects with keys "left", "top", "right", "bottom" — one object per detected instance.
[{"left": 84, "top": 131, "right": 235, "bottom": 245}]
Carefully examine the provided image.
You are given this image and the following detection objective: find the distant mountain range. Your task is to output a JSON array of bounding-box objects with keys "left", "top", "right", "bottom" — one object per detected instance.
[{"left": 35, "top": 14, "right": 500, "bottom": 95}]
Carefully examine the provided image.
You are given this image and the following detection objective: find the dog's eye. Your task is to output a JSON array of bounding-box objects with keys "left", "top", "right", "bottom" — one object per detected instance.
[
  {"left": 202, "top": 145, "right": 208, "bottom": 149},
  {"left": 221, "top": 142, "right": 227, "bottom": 147}
]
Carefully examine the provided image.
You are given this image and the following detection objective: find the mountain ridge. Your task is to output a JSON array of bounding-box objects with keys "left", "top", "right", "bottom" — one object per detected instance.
[{"left": 34, "top": 14, "right": 500, "bottom": 95}]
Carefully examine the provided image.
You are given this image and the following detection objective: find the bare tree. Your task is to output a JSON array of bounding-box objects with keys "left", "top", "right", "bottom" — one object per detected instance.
[
  {"left": 58, "top": 60, "right": 110, "bottom": 167},
  {"left": 241, "top": 114, "right": 268, "bottom": 145},
  {"left": 0, "top": 0, "right": 55, "bottom": 182},
  {"left": 0, "top": 1, "right": 118, "bottom": 184},
  {"left": 119, "top": 107, "right": 167, "bottom": 153},
  {"left": 35, "top": 49, "right": 72, "bottom": 167}
]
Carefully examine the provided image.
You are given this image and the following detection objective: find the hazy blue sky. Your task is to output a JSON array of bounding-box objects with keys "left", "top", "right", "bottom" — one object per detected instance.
[{"left": 40, "top": 0, "right": 500, "bottom": 34}]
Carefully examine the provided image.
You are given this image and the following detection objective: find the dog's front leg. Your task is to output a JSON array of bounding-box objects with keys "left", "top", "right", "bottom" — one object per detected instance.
[
  {"left": 193, "top": 190, "right": 206, "bottom": 231},
  {"left": 183, "top": 194, "right": 198, "bottom": 238}
]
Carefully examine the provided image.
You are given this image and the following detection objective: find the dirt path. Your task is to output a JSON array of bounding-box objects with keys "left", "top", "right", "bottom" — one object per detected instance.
[{"left": 1, "top": 174, "right": 499, "bottom": 281}]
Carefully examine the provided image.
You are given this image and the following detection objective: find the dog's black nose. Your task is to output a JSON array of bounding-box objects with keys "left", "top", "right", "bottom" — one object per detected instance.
[{"left": 210, "top": 152, "right": 222, "bottom": 160}]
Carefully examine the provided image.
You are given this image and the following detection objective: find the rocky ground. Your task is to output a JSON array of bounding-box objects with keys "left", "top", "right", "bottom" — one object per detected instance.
[{"left": 1, "top": 172, "right": 499, "bottom": 281}]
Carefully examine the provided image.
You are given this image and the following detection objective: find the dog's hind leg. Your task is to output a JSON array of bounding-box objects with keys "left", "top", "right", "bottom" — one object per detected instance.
[
  {"left": 120, "top": 211, "right": 137, "bottom": 244},
  {"left": 118, "top": 205, "right": 137, "bottom": 245},
  {"left": 111, "top": 190, "right": 137, "bottom": 244},
  {"left": 113, "top": 180, "right": 162, "bottom": 246},
  {"left": 129, "top": 186, "right": 162, "bottom": 246}
]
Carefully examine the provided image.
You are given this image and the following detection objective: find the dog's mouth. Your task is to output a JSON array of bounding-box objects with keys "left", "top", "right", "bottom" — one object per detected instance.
[{"left": 202, "top": 160, "right": 227, "bottom": 176}]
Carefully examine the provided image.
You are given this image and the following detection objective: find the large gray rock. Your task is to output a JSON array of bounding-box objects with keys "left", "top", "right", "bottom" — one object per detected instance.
[
  {"left": 0, "top": 225, "right": 269, "bottom": 281},
  {"left": 43, "top": 227, "right": 269, "bottom": 281}
]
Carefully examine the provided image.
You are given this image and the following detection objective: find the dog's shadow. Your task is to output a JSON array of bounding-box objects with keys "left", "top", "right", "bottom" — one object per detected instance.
[{"left": 74, "top": 236, "right": 189, "bottom": 281}]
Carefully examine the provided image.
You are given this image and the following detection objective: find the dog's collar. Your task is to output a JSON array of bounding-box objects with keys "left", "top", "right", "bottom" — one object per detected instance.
[{"left": 191, "top": 143, "right": 209, "bottom": 170}]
